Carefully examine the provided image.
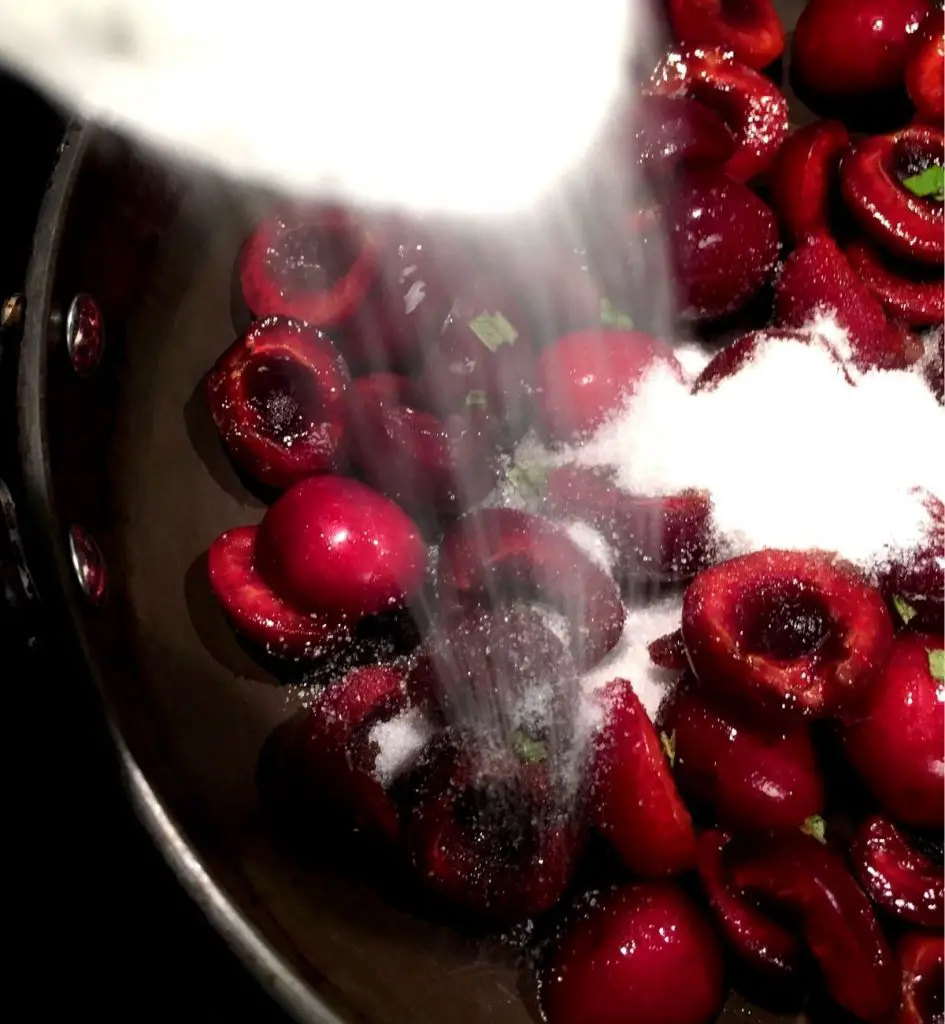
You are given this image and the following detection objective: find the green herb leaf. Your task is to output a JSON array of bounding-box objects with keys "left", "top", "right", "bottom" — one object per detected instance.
[
  {"left": 467, "top": 311, "right": 519, "bottom": 351},
  {"left": 507, "top": 463, "right": 549, "bottom": 498},
  {"left": 660, "top": 729, "right": 677, "bottom": 767},
  {"left": 892, "top": 594, "right": 918, "bottom": 625},
  {"left": 928, "top": 648, "right": 944, "bottom": 682},
  {"left": 465, "top": 389, "right": 487, "bottom": 408},
  {"left": 600, "top": 298, "right": 634, "bottom": 330},
  {"left": 902, "top": 165, "right": 945, "bottom": 202},
  {"left": 513, "top": 731, "right": 549, "bottom": 764},
  {"left": 801, "top": 815, "right": 827, "bottom": 843}
]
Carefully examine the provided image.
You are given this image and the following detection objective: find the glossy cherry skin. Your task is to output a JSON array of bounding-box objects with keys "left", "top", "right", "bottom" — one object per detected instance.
[
  {"left": 207, "top": 526, "right": 350, "bottom": 659},
  {"left": 632, "top": 94, "right": 737, "bottom": 173},
  {"left": 840, "top": 125, "right": 945, "bottom": 266},
  {"left": 539, "top": 882, "right": 725, "bottom": 1024},
  {"left": 239, "top": 205, "right": 378, "bottom": 328},
  {"left": 665, "top": 169, "right": 780, "bottom": 322},
  {"left": 255, "top": 476, "right": 427, "bottom": 620},
  {"left": 590, "top": 681, "right": 697, "bottom": 877},
  {"left": 892, "top": 932, "right": 945, "bottom": 1024},
  {"left": 774, "top": 232, "right": 922, "bottom": 372},
  {"left": 536, "top": 329, "right": 682, "bottom": 443},
  {"left": 682, "top": 549, "right": 894, "bottom": 721},
  {"left": 768, "top": 121, "right": 850, "bottom": 245},
  {"left": 729, "top": 830, "right": 899, "bottom": 1023},
  {"left": 662, "top": 684, "right": 825, "bottom": 832},
  {"left": 850, "top": 815, "right": 944, "bottom": 928},
  {"left": 666, "top": 0, "right": 785, "bottom": 70},
  {"left": 696, "top": 830, "right": 802, "bottom": 983},
  {"left": 436, "top": 508, "right": 625, "bottom": 670},
  {"left": 649, "top": 47, "right": 789, "bottom": 182},
  {"left": 791, "top": 0, "right": 930, "bottom": 107},
  {"left": 906, "top": 10, "right": 945, "bottom": 125},
  {"left": 205, "top": 316, "right": 351, "bottom": 489},
  {"left": 648, "top": 629, "right": 688, "bottom": 672},
  {"left": 846, "top": 238, "right": 944, "bottom": 328},
  {"left": 842, "top": 632, "right": 945, "bottom": 829}
]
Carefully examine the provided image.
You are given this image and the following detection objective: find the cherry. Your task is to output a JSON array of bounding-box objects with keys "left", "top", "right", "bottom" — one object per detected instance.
[
  {"left": 205, "top": 316, "right": 351, "bottom": 490},
  {"left": 682, "top": 549, "right": 894, "bottom": 721},
  {"left": 662, "top": 684, "right": 825, "bottom": 832},
  {"left": 665, "top": 0, "right": 785, "bottom": 70},
  {"left": 729, "top": 830, "right": 899, "bottom": 1023},
  {"left": 590, "top": 681, "right": 697, "bottom": 877},
  {"left": 255, "top": 476, "right": 427, "bottom": 621},
  {"left": 239, "top": 205, "right": 378, "bottom": 328},
  {"left": 850, "top": 815, "right": 944, "bottom": 928},
  {"left": 791, "top": 0, "right": 930, "bottom": 122},
  {"left": 696, "top": 830, "right": 802, "bottom": 983},
  {"left": 649, "top": 47, "right": 789, "bottom": 183},
  {"left": 842, "top": 631, "right": 945, "bottom": 829},
  {"left": 768, "top": 121, "right": 850, "bottom": 245},
  {"left": 648, "top": 629, "right": 688, "bottom": 672},
  {"left": 631, "top": 94, "right": 737, "bottom": 173},
  {"left": 404, "top": 740, "right": 579, "bottom": 923},
  {"left": 840, "top": 124, "right": 945, "bottom": 267},
  {"left": 544, "top": 465, "right": 715, "bottom": 582},
  {"left": 846, "top": 238, "right": 944, "bottom": 328},
  {"left": 536, "top": 329, "right": 682, "bottom": 443},
  {"left": 892, "top": 932, "right": 945, "bottom": 1024},
  {"left": 207, "top": 526, "right": 349, "bottom": 659},
  {"left": 665, "top": 169, "right": 780, "bottom": 322},
  {"left": 906, "top": 10, "right": 945, "bottom": 126},
  {"left": 774, "top": 232, "right": 922, "bottom": 372},
  {"left": 343, "top": 373, "right": 499, "bottom": 521},
  {"left": 538, "top": 882, "right": 725, "bottom": 1024},
  {"left": 436, "top": 508, "right": 625, "bottom": 670}
]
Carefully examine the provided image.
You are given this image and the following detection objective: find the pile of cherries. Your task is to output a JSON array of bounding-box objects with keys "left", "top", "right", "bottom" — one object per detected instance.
[{"left": 202, "top": 1, "right": 944, "bottom": 1022}]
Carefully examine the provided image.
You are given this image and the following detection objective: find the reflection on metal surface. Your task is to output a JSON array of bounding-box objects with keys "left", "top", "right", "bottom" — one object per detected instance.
[
  {"left": 68, "top": 523, "right": 107, "bottom": 603},
  {"left": 65, "top": 292, "right": 104, "bottom": 374}
]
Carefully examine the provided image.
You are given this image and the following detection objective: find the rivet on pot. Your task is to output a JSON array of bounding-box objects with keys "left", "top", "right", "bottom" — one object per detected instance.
[
  {"left": 65, "top": 293, "right": 104, "bottom": 375},
  {"left": 68, "top": 525, "right": 107, "bottom": 603}
]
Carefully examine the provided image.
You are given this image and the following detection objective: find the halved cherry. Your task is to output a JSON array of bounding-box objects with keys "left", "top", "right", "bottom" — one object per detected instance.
[
  {"left": 648, "top": 628, "right": 688, "bottom": 671},
  {"left": 207, "top": 526, "right": 350, "bottom": 659},
  {"left": 239, "top": 205, "right": 378, "bottom": 327},
  {"left": 774, "top": 232, "right": 922, "bottom": 371},
  {"left": 840, "top": 125, "right": 945, "bottom": 266},
  {"left": 846, "top": 238, "right": 944, "bottom": 328},
  {"left": 729, "top": 830, "right": 899, "bottom": 1023},
  {"left": 590, "top": 680, "right": 697, "bottom": 876},
  {"left": 768, "top": 121, "right": 850, "bottom": 245},
  {"left": 696, "top": 830, "right": 802, "bottom": 982},
  {"left": 666, "top": 0, "right": 785, "bottom": 70},
  {"left": 632, "top": 94, "right": 737, "bottom": 172},
  {"left": 682, "top": 549, "right": 894, "bottom": 721},
  {"left": 662, "top": 683, "right": 825, "bottom": 831},
  {"left": 205, "top": 316, "right": 351, "bottom": 489},
  {"left": 404, "top": 739, "right": 580, "bottom": 923},
  {"left": 536, "top": 329, "right": 682, "bottom": 443},
  {"left": 436, "top": 508, "right": 625, "bottom": 669},
  {"left": 842, "top": 631, "right": 945, "bottom": 830},
  {"left": 538, "top": 882, "right": 725, "bottom": 1024},
  {"left": 906, "top": 10, "right": 945, "bottom": 126},
  {"left": 255, "top": 475, "right": 428, "bottom": 620},
  {"left": 666, "top": 168, "right": 780, "bottom": 321},
  {"left": 344, "top": 373, "right": 499, "bottom": 521},
  {"left": 850, "top": 815, "right": 944, "bottom": 928},
  {"left": 648, "top": 47, "right": 790, "bottom": 182},
  {"left": 893, "top": 932, "right": 945, "bottom": 1024}
]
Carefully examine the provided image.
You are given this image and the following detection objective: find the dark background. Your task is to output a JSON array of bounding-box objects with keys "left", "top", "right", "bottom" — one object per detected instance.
[{"left": 2, "top": 69, "right": 289, "bottom": 1022}]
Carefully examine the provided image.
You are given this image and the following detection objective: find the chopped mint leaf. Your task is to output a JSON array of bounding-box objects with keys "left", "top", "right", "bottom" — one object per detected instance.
[
  {"left": 600, "top": 297, "right": 634, "bottom": 329},
  {"left": 892, "top": 595, "right": 918, "bottom": 625},
  {"left": 660, "top": 729, "right": 677, "bottom": 767},
  {"left": 507, "top": 463, "right": 549, "bottom": 498},
  {"left": 467, "top": 311, "right": 519, "bottom": 351},
  {"left": 465, "top": 389, "right": 487, "bottom": 408},
  {"left": 928, "top": 648, "right": 944, "bottom": 682},
  {"left": 902, "top": 165, "right": 944, "bottom": 202},
  {"left": 801, "top": 815, "right": 826, "bottom": 843},
  {"left": 513, "top": 731, "right": 549, "bottom": 764}
]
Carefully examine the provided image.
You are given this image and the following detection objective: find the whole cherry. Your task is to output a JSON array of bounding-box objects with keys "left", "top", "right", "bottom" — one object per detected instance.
[
  {"left": 665, "top": 0, "right": 785, "bottom": 70},
  {"left": 906, "top": 9, "right": 945, "bottom": 125},
  {"left": 892, "top": 931, "right": 944, "bottom": 1024},
  {"left": 538, "top": 882, "right": 725, "bottom": 1024}
]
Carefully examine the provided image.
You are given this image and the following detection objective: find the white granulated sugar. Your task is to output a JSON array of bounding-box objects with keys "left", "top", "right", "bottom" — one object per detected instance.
[
  {"left": 535, "top": 605, "right": 573, "bottom": 648},
  {"left": 672, "top": 341, "right": 716, "bottom": 382},
  {"left": 566, "top": 322, "right": 944, "bottom": 572},
  {"left": 370, "top": 707, "right": 435, "bottom": 786},
  {"left": 558, "top": 520, "right": 617, "bottom": 574}
]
